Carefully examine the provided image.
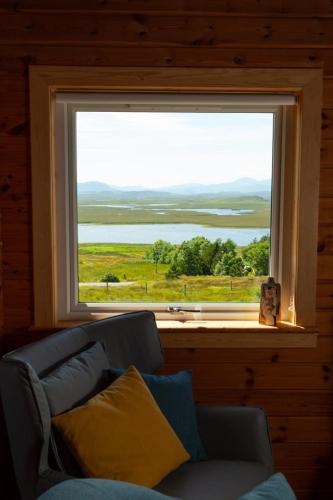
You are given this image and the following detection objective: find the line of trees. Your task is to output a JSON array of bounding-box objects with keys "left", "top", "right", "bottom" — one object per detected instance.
[{"left": 145, "top": 235, "right": 270, "bottom": 279}]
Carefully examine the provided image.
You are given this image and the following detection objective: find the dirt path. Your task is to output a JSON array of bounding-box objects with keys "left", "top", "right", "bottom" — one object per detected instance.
[{"left": 79, "top": 281, "right": 135, "bottom": 287}]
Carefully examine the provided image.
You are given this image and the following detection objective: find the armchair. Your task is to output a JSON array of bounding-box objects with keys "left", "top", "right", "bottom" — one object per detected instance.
[{"left": 0, "top": 311, "right": 274, "bottom": 500}]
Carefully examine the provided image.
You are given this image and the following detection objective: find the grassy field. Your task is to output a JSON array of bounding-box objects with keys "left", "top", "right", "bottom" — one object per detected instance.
[
  {"left": 78, "top": 195, "right": 270, "bottom": 228},
  {"left": 78, "top": 243, "right": 264, "bottom": 303}
]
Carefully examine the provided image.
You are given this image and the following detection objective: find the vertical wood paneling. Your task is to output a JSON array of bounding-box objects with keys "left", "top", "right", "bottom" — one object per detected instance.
[{"left": 0, "top": 3, "right": 333, "bottom": 499}]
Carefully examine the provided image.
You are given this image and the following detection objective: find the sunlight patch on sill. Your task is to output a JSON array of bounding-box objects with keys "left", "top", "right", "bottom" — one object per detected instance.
[{"left": 156, "top": 320, "right": 306, "bottom": 332}]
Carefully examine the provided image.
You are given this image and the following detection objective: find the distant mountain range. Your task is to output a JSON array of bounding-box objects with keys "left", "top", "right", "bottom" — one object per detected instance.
[{"left": 77, "top": 177, "right": 271, "bottom": 197}]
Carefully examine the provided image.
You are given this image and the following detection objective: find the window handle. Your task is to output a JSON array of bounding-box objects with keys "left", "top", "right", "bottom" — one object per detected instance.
[{"left": 167, "top": 306, "right": 201, "bottom": 313}]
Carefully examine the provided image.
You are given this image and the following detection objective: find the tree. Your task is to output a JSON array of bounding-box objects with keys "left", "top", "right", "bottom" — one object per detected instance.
[
  {"left": 101, "top": 273, "right": 120, "bottom": 288},
  {"left": 242, "top": 235, "right": 270, "bottom": 275},
  {"left": 146, "top": 239, "right": 174, "bottom": 272},
  {"left": 220, "top": 238, "right": 237, "bottom": 256},
  {"left": 214, "top": 253, "right": 246, "bottom": 277},
  {"left": 164, "top": 237, "right": 241, "bottom": 279},
  {"left": 166, "top": 237, "right": 224, "bottom": 277}
]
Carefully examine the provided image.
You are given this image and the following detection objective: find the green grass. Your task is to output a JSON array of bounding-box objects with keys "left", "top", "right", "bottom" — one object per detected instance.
[
  {"left": 78, "top": 243, "right": 263, "bottom": 303},
  {"left": 78, "top": 195, "right": 270, "bottom": 228},
  {"left": 78, "top": 243, "right": 168, "bottom": 282}
]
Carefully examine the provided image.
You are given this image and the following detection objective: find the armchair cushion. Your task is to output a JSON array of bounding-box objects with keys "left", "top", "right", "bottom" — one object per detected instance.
[
  {"left": 155, "top": 460, "right": 270, "bottom": 500},
  {"left": 239, "top": 473, "right": 296, "bottom": 499},
  {"left": 52, "top": 366, "right": 189, "bottom": 487},
  {"left": 41, "top": 342, "right": 110, "bottom": 416},
  {"left": 110, "top": 368, "right": 206, "bottom": 461},
  {"left": 38, "top": 478, "right": 180, "bottom": 500}
]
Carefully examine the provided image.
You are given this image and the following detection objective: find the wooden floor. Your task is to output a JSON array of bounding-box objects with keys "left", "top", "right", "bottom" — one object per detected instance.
[{"left": 1, "top": 1, "right": 333, "bottom": 498}]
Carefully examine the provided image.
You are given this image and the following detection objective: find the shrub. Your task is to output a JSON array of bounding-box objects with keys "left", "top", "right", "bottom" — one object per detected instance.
[{"left": 101, "top": 273, "right": 120, "bottom": 283}]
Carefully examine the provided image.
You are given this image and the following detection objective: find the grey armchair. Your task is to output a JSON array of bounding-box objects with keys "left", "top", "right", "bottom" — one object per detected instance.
[{"left": 0, "top": 311, "right": 274, "bottom": 500}]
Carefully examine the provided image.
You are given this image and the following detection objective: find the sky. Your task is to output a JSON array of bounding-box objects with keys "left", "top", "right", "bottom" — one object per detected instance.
[{"left": 76, "top": 112, "right": 274, "bottom": 188}]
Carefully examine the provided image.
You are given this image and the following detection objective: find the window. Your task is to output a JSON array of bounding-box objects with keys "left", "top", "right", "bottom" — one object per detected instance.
[
  {"left": 55, "top": 93, "right": 293, "bottom": 321},
  {"left": 29, "top": 67, "right": 322, "bottom": 329}
]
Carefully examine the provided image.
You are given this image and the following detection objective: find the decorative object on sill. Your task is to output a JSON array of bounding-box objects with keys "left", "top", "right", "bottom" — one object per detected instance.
[{"left": 259, "top": 277, "right": 281, "bottom": 326}]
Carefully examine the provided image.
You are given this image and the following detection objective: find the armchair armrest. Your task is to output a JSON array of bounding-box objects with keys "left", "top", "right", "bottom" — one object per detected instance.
[{"left": 196, "top": 405, "right": 274, "bottom": 473}]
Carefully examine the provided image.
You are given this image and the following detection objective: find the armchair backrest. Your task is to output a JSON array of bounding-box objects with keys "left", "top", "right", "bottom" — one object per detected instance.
[{"left": 0, "top": 311, "right": 163, "bottom": 500}]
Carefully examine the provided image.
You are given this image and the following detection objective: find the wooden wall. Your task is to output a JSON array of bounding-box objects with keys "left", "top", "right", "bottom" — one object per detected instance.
[{"left": 1, "top": 1, "right": 333, "bottom": 498}]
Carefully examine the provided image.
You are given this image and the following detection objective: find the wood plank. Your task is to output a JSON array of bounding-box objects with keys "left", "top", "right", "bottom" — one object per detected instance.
[
  {"left": 2, "top": 251, "right": 32, "bottom": 280},
  {"left": 318, "top": 254, "right": 333, "bottom": 280},
  {"left": 322, "top": 109, "right": 333, "bottom": 139},
  {"left": 1, "top": 0, "right": 333, "bottom": 17},
  {"left": 0, "top": 193, "right": 31, "bottom": 210},
  {"left": 317, "top": 280, "right": 333, "bottom": 308},
  {"left": 0, "top": 176, "right": 31, "bottom": 196},
  {"left": 164, "top": 335, "right": 333, "bottom": 363},
  {"left": 1, "top": 204, "right": 31, "bottom": 226},
  {"left": 0, "top": 45, "right": 328, "bottom": 72},
  {"left": 160, "top": 331, "right": 317, "bottom": 348},
  {"left": 0, "top": 162, "right": 30, "bottom": 190},
  {"left": 0, "top": 105, "right": 27, "bottom": 125},
  {"left": 1, "top": 224, "right": 31, "bottom": 253},
  {"left": 321, "top": 139, "right": 333, "bottom": 164},
  {"left": 323, "top": 79, "right": 333, "bottom": 107},
  {"left": 1, "top": 14, "right": 333, "bottom": 48},
  {"left": 320, "top": 168, "right": 333, "bottom": 196},
  {"left": 316, "top": 309, "right": 333, "bottom": 334},
  {"left": 282, "top": 467, "right": 333, "bottom": 492},
  {"left": 193, "top": 389, "right": 333, "bottom": 416},
  {"left": 0, "top": 178, "right": 30, "bottom": 198},
  {"left": 160, "top": 363, "right": 333, "bottom": 389},
  {"left": 269, "top": 416, "right": 333, "bottom": 443},
  {"left": 3, "top": 279, "right": 33, "bottom": 312},
  {"left": 0, "top": 45, "right": 331, "bottom": 76},
  {"left": 319, "top": 198, "right": 333, "bottom": 223},
  {"left": 294, "top": 491, "right": 333, "bottom": 500},
  {"left": 0, "top": 138, "right": 29, "bottom": 157},
  {"left": 3, "top": 308, "right": 32, "bottom": 332},
  {"left": 273, "top": 443, "right": 333, "bottom": 468},
  {"left": 317, "top": 225, "right": 333, "bottom": 253}
]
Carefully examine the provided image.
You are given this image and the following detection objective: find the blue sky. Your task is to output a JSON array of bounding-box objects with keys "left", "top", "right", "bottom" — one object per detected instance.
[{"left": 76, "top": 112, "right": 274, "bottom": 188}]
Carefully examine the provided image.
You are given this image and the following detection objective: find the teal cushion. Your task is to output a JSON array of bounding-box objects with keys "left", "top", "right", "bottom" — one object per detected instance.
[
  {"left": 239, "top": 473, "right": 297, "bottom": 500},
  {"left": 110, "top": 368, "right": 206, "bottom": 462},
  {"left": 38, "top": 479, "right": 180, "bottom": 500}
]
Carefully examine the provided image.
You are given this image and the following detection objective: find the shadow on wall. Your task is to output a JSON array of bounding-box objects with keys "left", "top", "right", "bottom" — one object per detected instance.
[
  {"left": 0, "top": 334, "right": 36, "bottom": 500},
  {"left": 0, "top": 401, "right": 19, "bottom": 500}
]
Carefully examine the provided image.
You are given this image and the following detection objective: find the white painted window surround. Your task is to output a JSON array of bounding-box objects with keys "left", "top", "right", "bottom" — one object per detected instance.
[{"left": 54, "top": 93, "right": 296, "bottom": 322}]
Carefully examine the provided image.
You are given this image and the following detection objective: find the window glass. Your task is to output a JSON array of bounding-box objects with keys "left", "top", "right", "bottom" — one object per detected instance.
[{"left": 76, "top": 111, "right": 273, "bottom": 306}]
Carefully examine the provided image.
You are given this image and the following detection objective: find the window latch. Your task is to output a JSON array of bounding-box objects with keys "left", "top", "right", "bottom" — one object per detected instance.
[{"left": 167, "top": 306, "right": 201, "bottom": 313}]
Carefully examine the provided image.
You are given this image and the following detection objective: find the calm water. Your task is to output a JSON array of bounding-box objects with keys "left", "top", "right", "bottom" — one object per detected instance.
[{"left": 78, "top": 223, "right": 269, "bottom": 245}]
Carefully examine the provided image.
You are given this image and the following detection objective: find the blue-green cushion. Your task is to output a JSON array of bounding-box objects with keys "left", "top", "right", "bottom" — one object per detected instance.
[
  {"left": 110, "top": 368, "right": 206, "bottom": 462},
  {"left": 38, "top": 479, "right": 180, "bottom": 500},
  {"left": 239, "top": 473, "right": 297, "bottom": 500}
]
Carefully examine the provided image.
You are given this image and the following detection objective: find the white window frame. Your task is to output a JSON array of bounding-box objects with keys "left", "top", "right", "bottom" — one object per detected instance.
[
  {"left": 55, "top": 94, "right": 288, "bottom": 322},
  {"left": 29, "top": 66, "right": 322, "bottom": 330}
]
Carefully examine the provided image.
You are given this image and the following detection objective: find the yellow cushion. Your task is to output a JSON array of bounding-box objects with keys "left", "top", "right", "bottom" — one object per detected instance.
[{"left": 52, "top": 365, "right": 189, "bottom": 487}]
